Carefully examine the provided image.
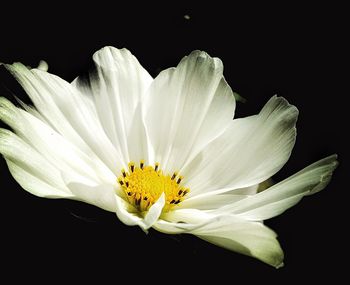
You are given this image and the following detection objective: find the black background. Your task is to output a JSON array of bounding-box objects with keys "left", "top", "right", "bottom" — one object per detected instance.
[{"left": 0, "top": 3, "right": 347, "bottom": 283}]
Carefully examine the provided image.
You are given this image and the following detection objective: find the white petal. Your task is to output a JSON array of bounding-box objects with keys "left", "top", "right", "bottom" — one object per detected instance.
[
  {"left": 4, "top": 63, "right": 121, "bottom": 173},
  {"left": 142, "top": 192, "right": 166, "bottom": 229},
  {"left": 228, "top": 179, "right": 274, "bottom": 195},
  {"left": 126, "top": 103, "right": 152, "bottom": 164},
  {"left": 72, "top": 46, "right": 153, "bottom": 165},
  {"left": 157, "top": 210, "right": 284, "bottom": 268},
  {"left": 115, "top": 195, "right": 144, "bottom": 226},
  {"left": 184, "top": 96, "right": 298, "bottom": 196},
  {"left": 154, "top": 208, "right": 211, "bottom": 234},
  {"left": 234, "top": 194, "right": 305, "bottom": 221},
  {"left": 115, "top": 193, "right": 165, "bottom": 232},
  {"left": 196, "top": 217, "right": 284, "bottom": 268},
  {"left": 144, "top": 51, "right": 235, "bottom": 173},
  {"left": 177, "top": 181, "right": 269, "bottom": 211},
  {"left": 5, "top": 159, "right": 73, "bottom": 198},
  {"left": 0, "top": 98, "right": 115, "bottom": 185},
  {"left": 220, "top": 155, "right": 338, "bottom": 221},
  {"left": 232, "top": 185, "right": 260, "bottom": 195},
  {"left": 153, "top": 220, "right": 187, "bottom": 234},
  {"left": 178, "top": 193, "right": 248, "bottom": 210},
  {"left": 66, "top": 182, "right": 117, "bottom": 212},
  {"left": 0, "top": 129, "right": 72, "bottom": 198},
  {"left": 37, "top": 60, "right": 48, "bottom": 71}
]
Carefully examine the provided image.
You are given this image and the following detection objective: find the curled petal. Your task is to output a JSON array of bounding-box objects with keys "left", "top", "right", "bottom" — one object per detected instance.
[
  {"left": 116, "top": 193, "right": 165, "bottom": 232},
  {"left": 220, "top": 155, "right": 338, "bottom": 221}
]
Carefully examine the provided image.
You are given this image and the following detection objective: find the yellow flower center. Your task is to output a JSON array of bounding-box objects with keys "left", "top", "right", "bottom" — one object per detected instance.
[{"left": 118, "top": 160, "right": 189, "bottom": 212}]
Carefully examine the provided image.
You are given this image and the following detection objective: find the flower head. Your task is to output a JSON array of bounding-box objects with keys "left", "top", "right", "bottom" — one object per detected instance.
[{"left": 0, "top": 47, "right": 338, "bottom": 267}]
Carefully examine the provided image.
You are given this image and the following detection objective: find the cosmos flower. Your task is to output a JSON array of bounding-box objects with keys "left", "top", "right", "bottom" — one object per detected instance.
[{"left": 0, "top": 47, "right": 337, "bottom": 268}]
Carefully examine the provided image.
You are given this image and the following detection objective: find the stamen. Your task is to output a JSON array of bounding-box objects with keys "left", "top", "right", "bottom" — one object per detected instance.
[
  {"left": 177, "top": 176, "right": 183, "bottom": 184},
  {"left": 128, "top": 162, "right": 135, "bottom": 173},
  {"left": 117, "top": 160, "right": 190, "bottom": 212}
]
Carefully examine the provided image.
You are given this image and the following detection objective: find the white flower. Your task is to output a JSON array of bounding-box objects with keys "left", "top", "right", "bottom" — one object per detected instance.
[{"left": 0, "top": 47, "right": 337, "bottom": 268}]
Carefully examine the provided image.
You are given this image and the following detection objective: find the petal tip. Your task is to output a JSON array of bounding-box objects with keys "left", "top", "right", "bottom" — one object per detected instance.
[
  {"left": 275, "top": 261, "right": 285, "bottom": 269},
  {"left": 183, "top": 50, "right": 223, "bottom": 71}
]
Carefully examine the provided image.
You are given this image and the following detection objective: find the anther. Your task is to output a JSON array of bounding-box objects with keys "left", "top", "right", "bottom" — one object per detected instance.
[
  {"left": 127, "top": 192, "right": 132, "bottom": 196},
  {"left": 140, "top": 160, "right": 144, "bottom": 170},
  {"left": 174, "top": 200, "right": 181, "bottom": 205},
  {"left": 121, "top": 169, "right": 126, "bottom": 178},
  {"left": 170, "top": 199, "right": 176, "bottom": 204},
  {"left": 128, "top": 162, "right": 135, "bottom": 173},
  {"left": 125, "top": 181, "right": 129, "bottom": 187},
  {"left": 171, "top": 172, "right": 178, "bottom": 180},
  {"left": 178, "top": 189, "right": 183, "bottom": 195},
  {"left": 155, "top": 163, "right": 159, "bottom": 171},
  {"left": 177, "top": 176, "right": 183, "bottom": 184}
]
